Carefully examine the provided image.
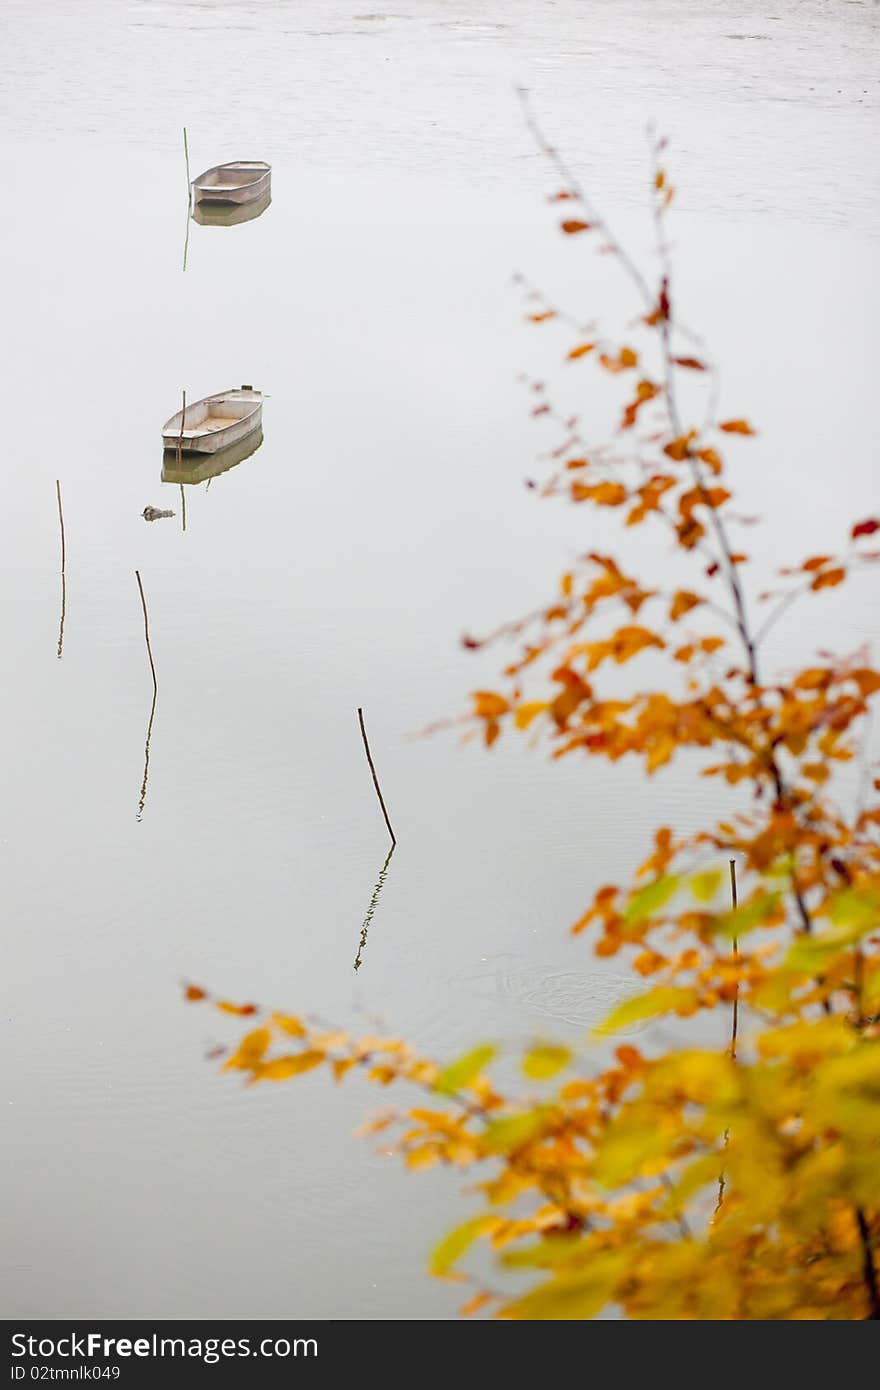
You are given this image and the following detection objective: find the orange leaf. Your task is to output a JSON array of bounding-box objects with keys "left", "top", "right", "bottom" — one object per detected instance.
[
  {"left": 599, "top": 346, "right": 638, "bottom": 374},
  {"left": 673, "top": 356, "right": 706, "bottom": 371},
  {"left": 528, "top": 311, "right": 555, "bottom": 323},
  {"left": 567, "top": 343, "right": 596, "bottom": 360},
  {"left": 719, "top": 419, "right": 755, "bottom": 435},
  {"left": 473, "top": 691, "right": 509, "bottom": 718},
  {"left": 852, "top": 669, "right": 880, "bottom": 697},
  {"left": 810, "top": 567, "right": 845, "bottom": 591},
  {"left": 803, "top": 555, "right": 833, "bottom": 572},
  {"left": 561, "top": 219, "right": 591, "bottom": 234},
  {"left": 460, "top": 1291, "right": 493, "bottom": 1318},
  {"left": 184, "top": 984, "right": 206, "bottom": 1002},
  {"left": 695, "top": 447, "right": 722, "bottom": 476},
  {"left": 663, "top": 435, "right": 693, "bottom": 461},
  {"left": 217, "top": 1000, "right": 258, "bottom": 1016},
  {"left": 670, "top": 590, "right": 703, "bottom": 622}
]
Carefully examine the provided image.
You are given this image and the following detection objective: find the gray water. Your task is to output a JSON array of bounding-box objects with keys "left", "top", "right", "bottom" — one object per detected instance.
[{"left": 1, "top": 0, "right": 878, "bottom": 1320}]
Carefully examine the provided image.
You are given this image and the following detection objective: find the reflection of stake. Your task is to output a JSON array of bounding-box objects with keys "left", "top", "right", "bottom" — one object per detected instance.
[
  {"left": 135, "top": 570, "right": 158, "bottom": 821},
  {"left": 179, "top": 482, "right": 186, "bottom": 533},
  {"left": 354, "top": 843, "right": 395, "bottom": 972},
  {"left": 357, "top": 707, "right": 396, "bottom": 846},
  {"left": 55, "top": 479, "right": 66, "bottom": 659}
]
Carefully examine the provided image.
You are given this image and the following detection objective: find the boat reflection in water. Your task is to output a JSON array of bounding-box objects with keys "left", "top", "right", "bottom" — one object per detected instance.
[
  {"left": 162, "top": 426, "right": 264, "bottom": 486},
  {"left": 192, "top": 191, "right": 272, "bottom": 228}
]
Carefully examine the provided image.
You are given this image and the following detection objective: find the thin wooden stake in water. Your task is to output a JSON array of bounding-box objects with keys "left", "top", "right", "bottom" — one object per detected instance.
[
  {"left": 183, "top": 127, "right": 192, "bottom": 205},
  {"left": 357, "top": 707, "right": 396, "bottom": 846},
  {"left": 182, "top": 128, "right": 192, "bottom": 272},
  {"left": 135, "top": 570, "right": 158, "bottom": 820},
  {"left": 179, "top": 483, "right": 186, "bottom": 533},
  {"left": 55, "top": 479, "right": 66, "bottom": 659}
]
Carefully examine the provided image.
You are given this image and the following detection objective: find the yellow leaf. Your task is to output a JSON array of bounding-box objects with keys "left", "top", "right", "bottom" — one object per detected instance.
[
  {"left": 514, "top": 701, "right": 548, "bottom": 730},
  {"left": 273, "top": 1013, "right": 307, "bottom": 1038},
  {"left": 435, "top": 1045, "right": 496, "bottom": 1095},
  {"left": 431, "top": 1215, "right": 498, "bottom": 1276},
  {"left": 690, "top": 868, "right": 722, "bottom": 903},
  {"left": 522, "top": 1044, "right": 572, "bottom": 1081},
  {"left": 624, "top": 874, "right": 681, "bottom": 923},
  {"left": 501, "top": 1251, "right": 631, "bottom": 1320},
  {"left": 483, "top": 1109, "right": 549, "bottom": 1153},
  {"left": 253, "top": 1050, "right": 325, "bottom": 1081},
  {"left": 223, "top": 1027, "right": 271, "bottom": 1071},
  {"left": 595, "top": 986, "right": 699, "bottom": 1036}
]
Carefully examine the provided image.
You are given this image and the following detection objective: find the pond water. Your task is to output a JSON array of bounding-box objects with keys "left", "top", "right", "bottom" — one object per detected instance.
[{"left": 1, "top": 0, "right": 878, "bottom": 1319}]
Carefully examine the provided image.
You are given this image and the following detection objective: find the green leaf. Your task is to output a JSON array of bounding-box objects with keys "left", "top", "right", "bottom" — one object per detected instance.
[
  {"left": 483, "top": 1109, "right": 549, "bottom": 1153},
  {"left": 690, "top": 868, "right": 722, "bottom": 903},
  {"left": 435, "top": 1044, "right": 496, "bottom": 1095},
  {"left": 501, "top": 1251, "right": 631, "bottom": 1320},
  {"left": 828, "top": 886, "right": 880, "bottom": 932},
  {"left": 713, "top": 890, "right": 781, "bottom": 940},
  {"left": 594, "top": 986, "right": 698, "bottom": 1037},
  {"left": 522, "top": 1043, "right": 572, "bottom": 1081},
  {"left": 430, "top": 1215, "right": 496, "bottom": 1276},
  {"left": 624, "top": 874, "right": 681, "bottom": 923}
]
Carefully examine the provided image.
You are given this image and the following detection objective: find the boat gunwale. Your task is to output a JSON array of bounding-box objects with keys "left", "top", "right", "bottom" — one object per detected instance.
[{"left": 191, "top": 161, "right": 271, "bottom": 193}]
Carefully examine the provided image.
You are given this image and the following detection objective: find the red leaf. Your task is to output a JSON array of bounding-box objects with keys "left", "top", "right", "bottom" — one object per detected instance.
[
  {"left": 673, "top": 356, "right": 707, "bottom": 371},
  {"left": 852, "top": 518, "right": 880, "bottom": 539}
]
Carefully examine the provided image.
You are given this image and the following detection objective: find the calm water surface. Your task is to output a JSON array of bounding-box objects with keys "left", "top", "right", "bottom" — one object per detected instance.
[{"left": 1, "top": 0, "right": 878, "bottom": 1318}]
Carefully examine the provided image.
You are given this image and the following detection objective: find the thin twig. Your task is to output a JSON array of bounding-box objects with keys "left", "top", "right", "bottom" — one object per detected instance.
[
  {"left": 183, "top": 127, "right": 192, "bottom": 207},
  {"left": 55, "top": 479, "right": 66, "bottom": 660},
  {"left": 135, "top": 570, "right": 159, "bottom": 820},
  {"left": 179, "top": 482, "right": 187, "bottom": 533},
  {"left": 358, "top": 707, "right": 397, "bottom": 846}
]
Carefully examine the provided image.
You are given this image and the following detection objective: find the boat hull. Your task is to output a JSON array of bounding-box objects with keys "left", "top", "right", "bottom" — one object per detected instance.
[
  {"left": 191, "top": 162, "right": 271, "bottom": 207},
  {"left": 161, "top": 388, "right": 263, "bottom": 455}
]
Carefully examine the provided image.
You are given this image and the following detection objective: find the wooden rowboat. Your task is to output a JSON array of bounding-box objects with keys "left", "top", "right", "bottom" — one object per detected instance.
[
  {"left": 162, "top": 427, "right": 264, "bottom": 484},
  {"left": 162, "top": 387, "right": 263, "bottom": 456},
  {"left": 191, "top": 161, "right": 271, "bottom": 206}
]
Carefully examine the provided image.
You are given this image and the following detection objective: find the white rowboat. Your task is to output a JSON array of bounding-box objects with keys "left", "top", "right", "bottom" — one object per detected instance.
[
  {"left": 162, "top": 387, "right": 263, "bottom": 456},
  {"left": 191, "top": 161, "right": 271, "bottom": 206}
]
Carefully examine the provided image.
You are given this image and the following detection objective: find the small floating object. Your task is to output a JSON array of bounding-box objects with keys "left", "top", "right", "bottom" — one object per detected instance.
[
  {"left": 193, "top": 190, "right": 271, "bottom": 227},
  {"left": 142, "top": 506, "right": 175, "bottom": 521},
  {"left": 191, "top": 160, "right": 271, "bottom": 207},
  {"left": 162, "top": 426, "right": 264, "bottom": 484},
  {"left": 161, "top": 387, "right": 263, "bottom": 456}
]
